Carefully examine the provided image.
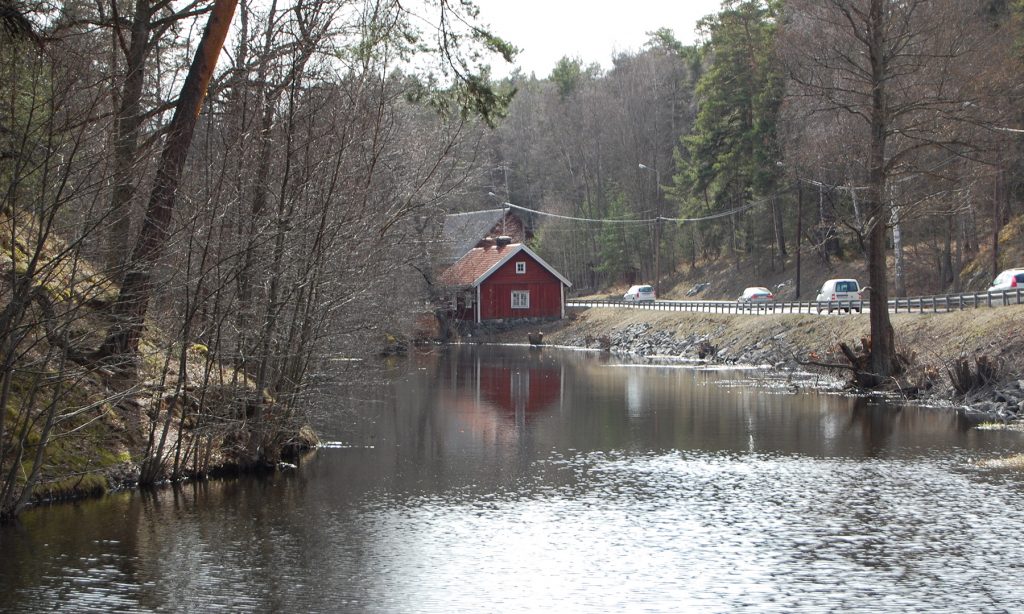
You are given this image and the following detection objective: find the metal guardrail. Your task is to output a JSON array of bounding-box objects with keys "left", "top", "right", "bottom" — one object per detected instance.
[
  {"left": 889, "top": 288, "right": 1023, "bottom": 312},
  {"left": 566, "top": 287, "right": 1024, "bottom": 316}
]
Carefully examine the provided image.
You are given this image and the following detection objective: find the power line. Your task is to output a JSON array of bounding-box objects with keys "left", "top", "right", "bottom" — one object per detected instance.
[
  {"left": 499, "top": 194, "right": 770, "bottom": 225},
  {"left": 502, "top": 203, "right": 659, "bottom": 224},
  {"left": 458, "top": 152, "right": 981, "bottom": 228},
  {"left": 796, "top": 153, "right": 966, "bottom": 192}
]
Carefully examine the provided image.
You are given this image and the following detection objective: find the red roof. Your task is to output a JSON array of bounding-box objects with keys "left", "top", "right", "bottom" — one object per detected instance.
[
  {"left": 437, "top": 242, "right": 572, "bottom": 288},
  {"left": 438, "top": 243, "right": 519, "bottom": 286}
]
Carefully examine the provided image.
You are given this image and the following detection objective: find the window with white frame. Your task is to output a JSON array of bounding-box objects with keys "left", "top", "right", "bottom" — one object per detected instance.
[
  {"left": 515, "top": 261, "right": 526, "bottom": 274},
  {"left": 511, "top": 290, "right": 530, "bottom": 309}
]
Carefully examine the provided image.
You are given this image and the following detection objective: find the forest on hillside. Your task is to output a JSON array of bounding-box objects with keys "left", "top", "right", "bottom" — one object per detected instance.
[
  {"left": 1, "top": 0, "right": 1023, "bottom": 518},
  {"left": 484, "top": 1, "right": 1023, "bottom": 302}
]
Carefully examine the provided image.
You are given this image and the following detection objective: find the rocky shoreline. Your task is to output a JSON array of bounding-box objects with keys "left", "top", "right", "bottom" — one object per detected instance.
[{"left": 471, "top": 307, "right": 1024, "bottom": 425}]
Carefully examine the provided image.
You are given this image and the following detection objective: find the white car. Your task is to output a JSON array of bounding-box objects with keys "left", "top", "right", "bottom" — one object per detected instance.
[
  {"left": 988, "top": 268, "right": 1024, "bottom": 292},
  {"left": 623, "top": 284, "right": 656, "bottom": 303},
  {"left": 737, "top": 287, "right": 775, "bottom": 310},
  {"left": 815, "top": 278, "right": 862, "bottom": 313},
  {"left": 988, "top": 268, "right": 1024, "bottom": 304}
]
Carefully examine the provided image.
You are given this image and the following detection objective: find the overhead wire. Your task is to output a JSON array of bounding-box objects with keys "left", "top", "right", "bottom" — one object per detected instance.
[
  {"left": 460, "top": 154, "right": 967, "bottom": 226},
  {"left": 493, "top": 190, "right": 775, "bottom": 225}
]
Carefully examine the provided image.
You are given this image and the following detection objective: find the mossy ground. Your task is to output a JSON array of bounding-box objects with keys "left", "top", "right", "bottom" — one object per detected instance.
[{"left": 2, "top": 208, "right": 307, "bottom": 517}]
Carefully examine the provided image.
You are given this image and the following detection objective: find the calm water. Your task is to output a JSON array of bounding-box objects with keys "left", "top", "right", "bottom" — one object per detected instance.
[{"left": 2, "top": 345, "right": 1024, "bottom": 613}]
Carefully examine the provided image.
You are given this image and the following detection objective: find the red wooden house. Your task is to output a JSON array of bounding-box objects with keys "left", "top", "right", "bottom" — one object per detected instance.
[{"left": 438, "top": 238, "right": 572, "bottom": 323}]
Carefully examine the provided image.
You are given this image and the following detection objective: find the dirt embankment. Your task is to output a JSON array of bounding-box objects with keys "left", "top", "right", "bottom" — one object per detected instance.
[{"left": 479, "top": 305, "right": 1024, "bottom": 418}]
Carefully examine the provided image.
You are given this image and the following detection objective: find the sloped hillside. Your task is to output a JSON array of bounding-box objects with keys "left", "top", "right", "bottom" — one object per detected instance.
[
  {"left": 1, "top": 208, "right": 314, "bottom": 521},
  {"left": 959, "top": 215, "right": 1024, "bottom": 291},
  {"left": 597, "top": 213, "right": 1024, "bottom": 303}
]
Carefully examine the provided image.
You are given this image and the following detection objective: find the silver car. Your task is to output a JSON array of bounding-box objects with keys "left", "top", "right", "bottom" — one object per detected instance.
[{"left": 737, "top": 287, "right": 775, "bottom": 310}]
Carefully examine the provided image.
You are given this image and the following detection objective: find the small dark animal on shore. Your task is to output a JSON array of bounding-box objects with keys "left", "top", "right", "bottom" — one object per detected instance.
[{"left": 698, "top": 340, "right": 718, "bottom": 359}]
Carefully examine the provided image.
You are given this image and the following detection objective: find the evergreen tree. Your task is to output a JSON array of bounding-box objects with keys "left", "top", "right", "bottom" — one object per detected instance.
[
  {"left": 678, "top": 0, "right": 784, "bottom": 261},
  {"left": 597, "top": 188, "right": 645, "bottom": 282}
]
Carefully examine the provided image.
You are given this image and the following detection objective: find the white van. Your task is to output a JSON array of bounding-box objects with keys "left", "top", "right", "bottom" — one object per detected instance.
[{"left": 815, "top": 279, "right": 862, "bottom": 313}]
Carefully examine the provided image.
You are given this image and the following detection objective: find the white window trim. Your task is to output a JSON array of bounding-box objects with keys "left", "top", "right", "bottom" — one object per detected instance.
[
  {"left": 511, "top": 290, "right": 530, "bottom": 309},
  {"left": 515, "top": 261, "right": 526, "bottom": 274}
]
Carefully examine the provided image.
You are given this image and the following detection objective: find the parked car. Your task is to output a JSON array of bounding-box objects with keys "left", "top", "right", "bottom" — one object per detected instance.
[
  {"left": 737, "top": 287, "right": 775, "bottom": 310},
  {"left": 815, "top": 278, "right": 862, "bottom": 313},
  {"left": 988, "top": 268, "right": 1024, "bottom": 305},
  {"left": 623, "top": 284, "right": 656, "bottom": 303}
]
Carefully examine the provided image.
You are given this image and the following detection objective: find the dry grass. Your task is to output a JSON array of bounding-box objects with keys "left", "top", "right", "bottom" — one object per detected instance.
[{"left": 0, "top": 209, "right": 119, "bottom": 308}]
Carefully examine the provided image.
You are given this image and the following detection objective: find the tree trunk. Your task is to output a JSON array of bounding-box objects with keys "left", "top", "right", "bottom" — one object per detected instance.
[
  {"left": 772, "top": 194, "right": 787, "bottom": 261},
  {"left": 690, "top": 223, "right": 697, "bottom": 270},
  {"left": 795, "top": 181, "right": 803, "bottom": 298},
  {"left": 235, "top": 100, "right": 275, "bottom": 367},
  {"left": 98, "top": 0, "right": 239, "bottom": 360},
  {"left": 729, "top": 209, "right": 738, "bottom": 267},
  {"left": 851, "top": 185, "right": 863, "bottom": 230},
  {"left": 991, "top": 170, "right": 1002, "bottom": 278},
  {"left": 818, "top": 184, "right": 841, "bottom": 259},
  {"left": 106, "top": 0, "right": 152, "bottom": 273},
  {"left": 952, "top": 215, "right": 963, "bottom": 293},
  {"left": 963, "top": 202, "right": 978, "bottom": 254},
  {"left": 940, "top": 216, "right": 954, "bottom": 289},
  {"left": 866, "top": 0, "right": 897, "bottom": 383}
]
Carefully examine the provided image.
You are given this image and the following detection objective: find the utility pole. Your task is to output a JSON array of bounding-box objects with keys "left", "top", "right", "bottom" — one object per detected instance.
[
  {"left": 795, "top": 181, "right": 802, "bottom": 299},
  {"left": 500, "top": 164, "right": 509, "bottom": 236},
  {"left": 488, "top": 163, "right": 511, "bottom": 237},
  {"left": 639, "top": 163, "right": 661, "bottom": 296}
]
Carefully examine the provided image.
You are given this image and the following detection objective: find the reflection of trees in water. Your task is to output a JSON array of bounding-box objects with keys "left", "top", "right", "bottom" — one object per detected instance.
[
  {"left": 848, "top": 398, "right": 900, "bottom": 457},
  {"left": 321, "top": 347, "right": 974, "bottom": 471}
]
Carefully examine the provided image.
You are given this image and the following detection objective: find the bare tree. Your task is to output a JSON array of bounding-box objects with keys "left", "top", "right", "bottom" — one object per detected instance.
[
  {"left": 781, "top": 0, "right": 1002, "bottom": 383},
  {"left": 98, "top": 0, "right": 238, "bottom": 361},
  {"left": 104, "top": 0, "right": 210, "bottom": 272}
]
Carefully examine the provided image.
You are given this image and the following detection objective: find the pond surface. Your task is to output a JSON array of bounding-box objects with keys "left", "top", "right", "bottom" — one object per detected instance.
[{"left": 2, "top": 345, "right": 1024, "bottom": 612}]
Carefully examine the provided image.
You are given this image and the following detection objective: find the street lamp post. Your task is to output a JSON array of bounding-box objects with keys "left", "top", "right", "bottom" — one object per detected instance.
[
  {"left": 495, "top": 165, "right": 511, "bottom": 236},
  {"left": 639, "top": 163, "right": 661, "bottom": 297},
  {"left": 487, "top": 190, "right": 509, "bottom": 237}
]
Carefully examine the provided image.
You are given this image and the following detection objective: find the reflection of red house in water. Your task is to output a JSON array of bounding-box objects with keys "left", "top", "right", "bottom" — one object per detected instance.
[
  {"left": 442, "top": 352, "right": 563, "bottom": 422},
  {"left": 478, "top": 363, "right": 562, "bottom": 418}
]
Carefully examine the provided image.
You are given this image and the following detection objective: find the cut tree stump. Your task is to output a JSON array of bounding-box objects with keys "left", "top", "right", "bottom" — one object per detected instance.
[{"left": 948, "top": 355, "right": 998, "bottom": 395}]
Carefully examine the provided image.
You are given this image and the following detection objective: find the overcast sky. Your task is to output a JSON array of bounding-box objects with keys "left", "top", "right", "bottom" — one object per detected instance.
[{"left": 473, "top": 0, "right": 724, "bottom": 77}]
